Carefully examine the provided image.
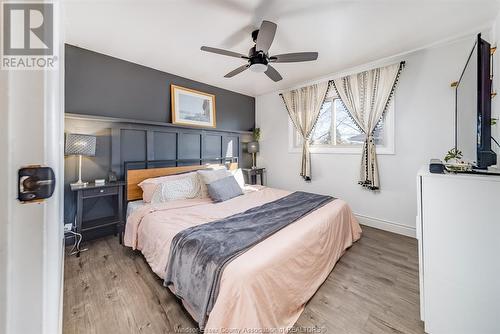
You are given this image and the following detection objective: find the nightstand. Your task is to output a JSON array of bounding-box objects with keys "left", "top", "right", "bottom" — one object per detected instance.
[
  {"left": 70, "top": 181, "right": 126, "bottom": 245},
  {"left": 242, "top": 168, "right": 265, "bottom": 185}
]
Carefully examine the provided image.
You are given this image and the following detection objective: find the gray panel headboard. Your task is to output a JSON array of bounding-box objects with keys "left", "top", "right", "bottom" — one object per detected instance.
[
  {"left": 111, "top": 123, "right": 242, "bottom": 177},
  {"left": 64, "top": 115, "right": 253, "bottom": 231}
]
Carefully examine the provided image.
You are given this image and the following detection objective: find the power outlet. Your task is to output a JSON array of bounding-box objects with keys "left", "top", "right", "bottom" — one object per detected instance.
[{"left": 64, "top": 223, "right": 73, "bottom": 232}]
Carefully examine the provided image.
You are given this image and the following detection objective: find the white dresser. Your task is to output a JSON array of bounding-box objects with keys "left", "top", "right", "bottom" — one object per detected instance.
[{"left": 417, "top": 167, "right": 500, "bottom": 334}]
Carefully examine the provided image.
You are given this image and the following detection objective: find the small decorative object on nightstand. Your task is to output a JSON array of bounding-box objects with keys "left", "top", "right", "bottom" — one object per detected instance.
[
  {"left": 95, "top": 179, "right": 105, "bottom": 186},
  {"left": 242, "top": 167, "right": 265, "bottom": 185},
  {"left": 70, "top": 181, "right": 126, "bottom": 253},
  {"left": 108, "top": 171, "right": 118, "bottom": 182}
]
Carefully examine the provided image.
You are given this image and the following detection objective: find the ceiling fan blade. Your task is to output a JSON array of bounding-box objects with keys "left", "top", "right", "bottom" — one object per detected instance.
[
  {"left": 264, "top": 64, "right": 282, "bottom": 82},
  {"left": 256, "top": 20, "right": 277, "bottom": 54},
  {"left": 224, "top": 64, "right": 249, "bottom": 78},
  {"left": 270, "top": 52, "right": 318, "bottom": 63},
  {"left": 201, "top": 46, "right": 248, "bottom": 59},
  {"left": 220, "top": 25, "right": 254, "bottom": 48}
]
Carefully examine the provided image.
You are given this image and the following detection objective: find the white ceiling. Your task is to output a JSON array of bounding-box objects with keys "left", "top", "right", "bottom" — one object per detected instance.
[{"left": 64, "top": 0, "right": 499, "bottom": 97}]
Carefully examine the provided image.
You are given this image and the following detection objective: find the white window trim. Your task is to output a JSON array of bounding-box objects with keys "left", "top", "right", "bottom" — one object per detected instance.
[{"left": 288, "top": 100, "right": 395, "bottom": 155}]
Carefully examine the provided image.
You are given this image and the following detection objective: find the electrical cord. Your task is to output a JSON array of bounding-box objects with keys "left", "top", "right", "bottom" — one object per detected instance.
[
  {"left": 65, "top": 216, "right": 88, "bottom": 257},
  {"left": 492, "top": 136, "right": 500, "bottom": 148},
  {"left": 66, "top": 230, "right": 87, "bottom": 256}
]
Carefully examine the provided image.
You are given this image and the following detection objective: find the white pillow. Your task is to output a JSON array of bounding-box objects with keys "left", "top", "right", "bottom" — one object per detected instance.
[
  {"left": 197, "top": 168, "right": 231, "bottom": 198},
  {"left": 197, "top": 168, "right": 230, "bottom": 183},
  {"left": 150, "top": 172, "right": 202, "bottom": 203},
  {"left": 230, "top": 168, "right": 245, "bottom": 190},
  {"left": 139, "top": 171, "right": 199, "bottom": 203}
]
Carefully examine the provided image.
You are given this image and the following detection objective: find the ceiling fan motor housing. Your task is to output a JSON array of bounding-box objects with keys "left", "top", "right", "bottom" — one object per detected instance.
[
  {"left": 248, "top": 46, "right": 268, "bottom": 65},
  {"left": 248, "top": 46, "right": 269, "bottom": 72}
]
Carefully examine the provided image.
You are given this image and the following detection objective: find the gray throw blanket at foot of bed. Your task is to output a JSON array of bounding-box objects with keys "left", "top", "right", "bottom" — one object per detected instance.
[{"left": 164, "top": 191, "right": 334, "bottom": 329}]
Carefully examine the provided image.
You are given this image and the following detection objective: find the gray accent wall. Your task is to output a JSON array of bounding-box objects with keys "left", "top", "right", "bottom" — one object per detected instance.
[
  {"left": 65, "top": 44, "right": 255, "bottom": 132},
  {"left": 64, "top": 45, "right": 255, "bottom": 240}
]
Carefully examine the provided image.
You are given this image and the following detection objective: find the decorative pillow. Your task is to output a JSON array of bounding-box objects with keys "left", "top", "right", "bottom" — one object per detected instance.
[
  {"left": 139, "top": 172, "right": 200, "bottom": 203},
  {"left": 230, "top": 168, "right": 245, "bottom": 189},
  {"left": 150, "top": 172, "right": 202, "bottom": 203},
  {"left": 204, "top": 164, "right": 227, "bottom": 170},
  {"left": 197, "top": 168, "right": 230, "bottom": 184},
  {"left": 139, "top": 182, "right": 160, "bottom": 203},
  {"left": 206, "top": 176, "right": 243, "bottom": 202},
  {"left": 197, "top": 168, "right": 231, "bottom": 198}
]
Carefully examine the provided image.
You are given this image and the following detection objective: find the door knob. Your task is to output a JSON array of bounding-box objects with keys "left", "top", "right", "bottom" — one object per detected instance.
[{"left": 18, "top": 165, "right": 56, "bottom": 202}]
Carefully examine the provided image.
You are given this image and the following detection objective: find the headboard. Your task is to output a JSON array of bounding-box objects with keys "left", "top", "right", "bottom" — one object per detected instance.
[{"left": 125, "top": 159, "right": 238, "bottom": 201}]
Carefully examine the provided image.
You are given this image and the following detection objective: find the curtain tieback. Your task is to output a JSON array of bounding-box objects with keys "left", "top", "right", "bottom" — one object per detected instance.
[
  {"left": 302, "top": 139, "right": 310, "bottom": 149},
  {"left": 365, "top": 134, "right": 377, "bottom": 157}
]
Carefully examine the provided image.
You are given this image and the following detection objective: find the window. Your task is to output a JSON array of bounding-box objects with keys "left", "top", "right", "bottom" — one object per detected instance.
[{"left": 289, "top": 97, "right": 394, "bottom": 154}]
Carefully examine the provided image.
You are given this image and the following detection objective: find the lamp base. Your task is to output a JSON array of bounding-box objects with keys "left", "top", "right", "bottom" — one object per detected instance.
[
  {"left": 251, "top": 152, "right": 257, "bottom": 169},
  {"left": 70, "top": 180, "right": 88, "bottom": 187},
  {"left": 72, "top": 155, "right": 88, "bottom": 187}
]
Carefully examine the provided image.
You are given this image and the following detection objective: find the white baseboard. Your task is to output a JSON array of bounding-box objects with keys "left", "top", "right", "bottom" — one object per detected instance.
[{"left": 354, "top": 213, "right": 416, "bottom": 238}]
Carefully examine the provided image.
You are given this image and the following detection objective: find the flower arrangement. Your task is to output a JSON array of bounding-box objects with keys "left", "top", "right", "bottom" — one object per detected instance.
[
  {"left": 444, "top": 148, "right": 471, "bottom": 172},
  {"left": 444, "top": 148, "right": 463, "bottom": 164}
]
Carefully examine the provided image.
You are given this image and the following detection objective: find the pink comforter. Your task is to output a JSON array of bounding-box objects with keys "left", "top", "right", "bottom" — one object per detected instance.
[{"left": 124, "top": 186, "right": 361, "bottom": 333}]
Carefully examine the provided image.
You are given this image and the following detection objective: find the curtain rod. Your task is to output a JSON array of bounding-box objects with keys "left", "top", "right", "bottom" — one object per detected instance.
[{"left": 281, "top": 61, "right": 406, "bottom": 93}]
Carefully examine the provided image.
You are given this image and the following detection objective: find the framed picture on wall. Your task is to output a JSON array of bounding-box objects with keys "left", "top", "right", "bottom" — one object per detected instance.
[{"left": 171, "top": 84, "right": 216, "bottom": 128}]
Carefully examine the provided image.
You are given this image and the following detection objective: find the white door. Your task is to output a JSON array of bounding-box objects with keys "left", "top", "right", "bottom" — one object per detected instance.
[{"left": 0, "top": 1, "right": 64, "bottom": 333}]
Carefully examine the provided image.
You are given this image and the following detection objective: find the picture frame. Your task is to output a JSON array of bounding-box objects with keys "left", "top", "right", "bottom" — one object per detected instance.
[{"left": 171, "top": 84, "right": 216, "bottom": 128}]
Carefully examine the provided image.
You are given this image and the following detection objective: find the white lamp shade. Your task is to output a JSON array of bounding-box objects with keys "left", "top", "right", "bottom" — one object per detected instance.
[{"left": 65, "top": 133, "right": 96, "bottom": 156}]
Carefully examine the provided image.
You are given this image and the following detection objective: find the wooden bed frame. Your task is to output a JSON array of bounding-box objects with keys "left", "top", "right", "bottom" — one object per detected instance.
[{"left": 125, "top": 160, "right": 238, "bottom": 201}]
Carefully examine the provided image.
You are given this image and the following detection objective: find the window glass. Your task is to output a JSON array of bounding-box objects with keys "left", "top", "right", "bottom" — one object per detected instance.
[{"left": 308, "top": 99, "right": 386, "bottom": 146}]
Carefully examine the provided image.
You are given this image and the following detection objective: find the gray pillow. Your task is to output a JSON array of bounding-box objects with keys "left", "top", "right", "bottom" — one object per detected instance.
[{"left": 206, "top": 176, "right": 243, "bottom": 202}]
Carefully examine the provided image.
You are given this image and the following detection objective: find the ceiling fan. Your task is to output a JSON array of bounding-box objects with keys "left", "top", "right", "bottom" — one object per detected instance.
[{"left": 200, "top": 20, "right": 318, "bottom": 82}]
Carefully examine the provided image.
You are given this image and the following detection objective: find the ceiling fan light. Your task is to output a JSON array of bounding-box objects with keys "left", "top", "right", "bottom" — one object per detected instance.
[{"left": 249, "top": 63, "right": 268, "bottom": 73}]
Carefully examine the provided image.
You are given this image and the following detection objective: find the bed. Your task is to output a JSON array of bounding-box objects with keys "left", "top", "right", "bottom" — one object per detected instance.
[{"left": 123, "top": 164, "right": 362, "bottom": 333}]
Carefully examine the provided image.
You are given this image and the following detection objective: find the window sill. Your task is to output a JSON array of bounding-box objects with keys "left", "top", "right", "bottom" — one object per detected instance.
[{"left": 288, "top": 146, "right": 395, "bottom": 155}]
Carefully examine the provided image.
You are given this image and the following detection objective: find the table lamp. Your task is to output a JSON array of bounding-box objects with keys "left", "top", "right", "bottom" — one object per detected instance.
[
  {"left": 65, "top": 133, "right": 96, "bottom": 186},
  {"left": 247, "top": 141, "right": 259, "bottom": 169}
]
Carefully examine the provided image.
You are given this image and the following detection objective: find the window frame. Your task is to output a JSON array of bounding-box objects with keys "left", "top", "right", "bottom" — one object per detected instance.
[{"left": 288, "top": 97, "right": 395, "bottom": 155}]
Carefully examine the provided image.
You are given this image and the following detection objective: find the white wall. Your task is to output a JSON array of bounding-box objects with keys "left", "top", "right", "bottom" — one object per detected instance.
[
  {"left": 2, "top": 70, "right": 64, "bottom": 334},
  {"left": 256, "top": 37, "right": 476, "bottom": 237}
]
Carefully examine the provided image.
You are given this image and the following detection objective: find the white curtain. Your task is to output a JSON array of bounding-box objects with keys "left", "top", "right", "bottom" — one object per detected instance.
[
  {"left": 333, "top": 62, "right": 404, "bottom": 190},
  {"left": 280, "top": 82, "right": 330, "bottom": 180}
]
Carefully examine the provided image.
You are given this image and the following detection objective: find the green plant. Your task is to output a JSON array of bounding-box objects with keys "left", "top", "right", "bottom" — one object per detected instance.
[
  {"left": 444, "top": 148, "right": 463, "bottom": 163},
  {"left": 253, "top": 128, "right": 261, "bottom": 141},
  {"left": 491, "top": 118, "right": 498, "bottom": 126}
]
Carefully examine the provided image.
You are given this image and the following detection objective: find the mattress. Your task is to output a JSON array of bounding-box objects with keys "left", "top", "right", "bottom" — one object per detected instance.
[
  {"left": 124, "top": 186, "right": 362, "bottom": 332},
  {"left": 126, "top": 199, "right": 146, "bottom": 218}
]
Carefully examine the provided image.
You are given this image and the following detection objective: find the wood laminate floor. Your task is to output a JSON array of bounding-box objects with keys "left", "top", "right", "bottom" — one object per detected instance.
[{"left": 63, "top": 226, "right": 424, "bottom": 334}]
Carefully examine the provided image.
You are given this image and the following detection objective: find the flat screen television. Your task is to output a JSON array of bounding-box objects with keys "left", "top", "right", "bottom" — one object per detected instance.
[{"left": 455, "top": 33, "right": 496, "bottom": 169}]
